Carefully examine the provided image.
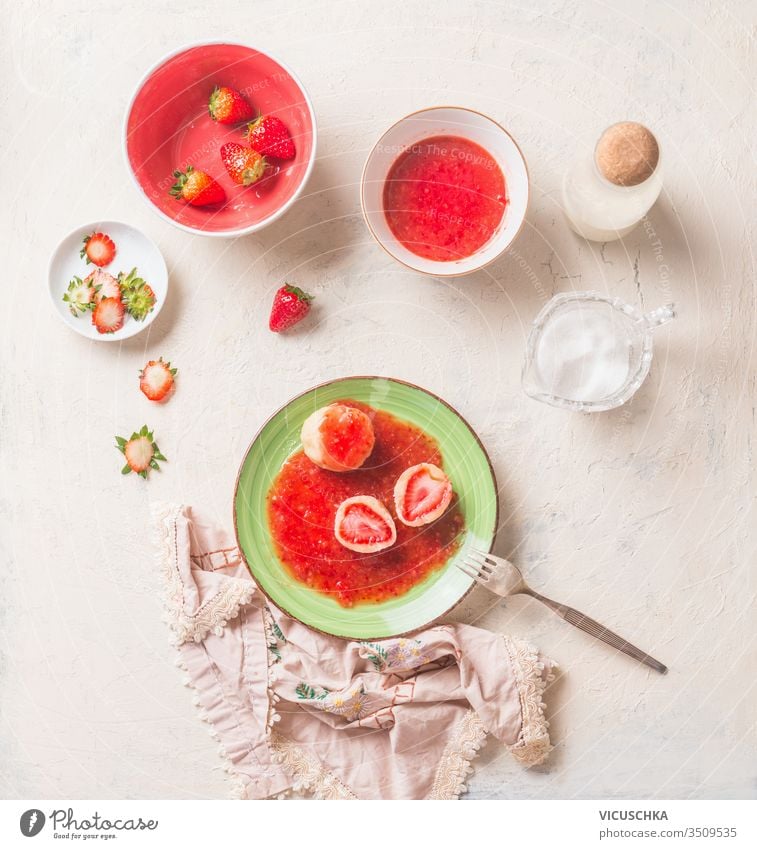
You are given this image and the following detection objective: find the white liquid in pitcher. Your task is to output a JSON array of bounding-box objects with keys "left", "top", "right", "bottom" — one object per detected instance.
[{"left": 533, "top": 304, "right": 632, "bottom": 403}]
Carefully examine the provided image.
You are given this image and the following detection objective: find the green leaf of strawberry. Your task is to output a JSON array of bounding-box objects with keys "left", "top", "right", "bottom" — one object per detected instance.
[{"left": 118, "top": 267, "right": 157, "bottom": 321}]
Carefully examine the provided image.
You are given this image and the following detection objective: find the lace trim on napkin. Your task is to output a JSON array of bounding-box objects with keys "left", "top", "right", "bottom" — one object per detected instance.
[
  {"left": 429, "top": 710, "right": 488, "bottom": 799},
  {"left": 152, "top": 502, "right": 254, "bottom": 646},
  {"left": 269, "top": 732, "right": 357, "bottom": 799},
  {"left": 263, "top": 608, "right": 357, "bottom": 799},
  {"left": 151, "top": 502, "right": 251, "bottom": 799},
  {"left": 503, "top": 636, "right": 556, "bottom": 767}
]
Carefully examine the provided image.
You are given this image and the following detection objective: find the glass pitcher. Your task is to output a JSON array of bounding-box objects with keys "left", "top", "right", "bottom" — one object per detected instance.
[{"left": 522, "top": 292, "right": 675, "bottom": 412}]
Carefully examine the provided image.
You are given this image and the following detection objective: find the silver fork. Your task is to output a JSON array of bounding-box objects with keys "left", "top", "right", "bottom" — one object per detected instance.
[{"left": 458, "top": 548, "right": 667, "bottom": 674}]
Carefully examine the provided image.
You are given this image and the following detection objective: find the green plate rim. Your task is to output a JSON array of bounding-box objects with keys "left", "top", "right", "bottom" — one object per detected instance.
[{"left": 232, "top": 375, "right": 500, "bottom": 640}]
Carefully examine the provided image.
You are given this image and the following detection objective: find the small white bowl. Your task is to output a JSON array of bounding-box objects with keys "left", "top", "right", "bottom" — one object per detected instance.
[
  {"left": 361, "top": 106, "right": 529, "bottom": 277},
  {"left": 48, "top": 220, "right": 168, "bottom": 342}
]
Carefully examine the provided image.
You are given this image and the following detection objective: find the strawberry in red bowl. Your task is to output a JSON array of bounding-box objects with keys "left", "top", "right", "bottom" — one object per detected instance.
[{"left": 123, "top": 42, "right": 316, "bottom": 238}]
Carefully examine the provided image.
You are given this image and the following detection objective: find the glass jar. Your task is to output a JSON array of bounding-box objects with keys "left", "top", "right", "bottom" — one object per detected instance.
[{"left": 562, "top": 122, "right": 663, "bottom": 242}]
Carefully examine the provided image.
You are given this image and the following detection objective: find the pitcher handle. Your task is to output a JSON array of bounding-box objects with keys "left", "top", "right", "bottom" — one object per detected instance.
[{"left": 641, "top": 304, "right": 675, "bottom": 329}]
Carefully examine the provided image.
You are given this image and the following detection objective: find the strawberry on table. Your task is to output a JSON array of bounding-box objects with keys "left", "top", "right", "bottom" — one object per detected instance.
[
  {"left": 115, "top": 425, "right": 166, "bottom": 478},
  {"left": 118, "top": 268, "right": 156, "bottom": 321},
  {"left": 169, "top": 166, "right": 226, "bottom": 207},
  {"left": 245, "top": 114, "right": 295, "bottom": 160},
  {"left": 62, "top": 275, "right": 96, "bottom": 316},
  {"left": 269, "top": 284, "right": 313, "bottom": 333},
  {"left": 220, "top": 142, "right": 266, "bottom": 186},
  {"left": 80, "top": 232, "right": 116, "bottom": 267},
  {"left": 91, "top": 296, "right": 125, "bottom": 334},
  {"left": 139, "top": 357, "right": 177, "bottom": 402},
  {"left": 208, "top": 85, "right": 255, "bottom": 125}
]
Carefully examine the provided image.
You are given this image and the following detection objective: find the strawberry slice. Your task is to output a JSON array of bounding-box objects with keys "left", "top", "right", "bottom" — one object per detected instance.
[
  {"left": 90, "top": 269, "right": 121, "bottom": 304},
  {"left": 80, "top": 232, "right": 116, "bottom": 267},
  {"left": 91, "top": 296, "right": 125, "bottom": 334},
  {"left": 115, "top": 425, "right": 166, "bottom": 478},
  {"left": 62, "top": 275, "right": 96, "bottom": 316},
  {"left": 139, "top": 357, "right": 177, "bottom": 401}
]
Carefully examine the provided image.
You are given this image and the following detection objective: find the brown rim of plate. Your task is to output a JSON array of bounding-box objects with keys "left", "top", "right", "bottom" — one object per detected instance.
[
  {"left": 232, "top": 374, "right": 500, "bottom": 641},
  {"left": 359, "top": 105, "right": 531, "bottom": 279}
]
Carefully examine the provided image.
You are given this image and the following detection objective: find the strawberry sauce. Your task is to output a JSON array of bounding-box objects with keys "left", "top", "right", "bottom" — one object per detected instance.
[
  {"left": 267, "top": 401, "right": 464, "bottom": 607},
  {"left": 383, "top": 135, "right": 507, "bottom": 261}
]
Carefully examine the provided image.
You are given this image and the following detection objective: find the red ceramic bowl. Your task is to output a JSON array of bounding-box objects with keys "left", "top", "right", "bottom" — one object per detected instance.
[{"left": 123, "top": 42, "right": 316, "bottom": 237}]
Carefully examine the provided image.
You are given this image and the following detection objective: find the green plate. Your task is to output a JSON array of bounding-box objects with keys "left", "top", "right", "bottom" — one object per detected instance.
[{"left": 233, "top": 376, "right": 499, "bottom": 639}]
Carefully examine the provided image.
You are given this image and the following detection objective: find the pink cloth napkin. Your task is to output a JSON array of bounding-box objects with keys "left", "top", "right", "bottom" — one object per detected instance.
[{"left": 152, "top": 503, "right": 557, "bottom": 799}]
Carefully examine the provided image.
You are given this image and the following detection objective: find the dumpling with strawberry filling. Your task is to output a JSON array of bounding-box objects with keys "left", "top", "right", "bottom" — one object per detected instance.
[
  {"left": 393, "top": 463, "right": 453, "bottom": 527},
  {"left": 301, "top": 403, "right": 375, "bottom": 472},
  {"left": 334, "top": 496, "right": 397, "bottom": 553}
]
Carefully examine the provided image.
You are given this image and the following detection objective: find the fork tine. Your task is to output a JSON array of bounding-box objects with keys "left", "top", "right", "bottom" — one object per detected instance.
[
  {"left": 462, "top": 558, "right": 490, "bottom": 581},
  {"left": 466, "top": 549, "right": 495, "bottom": 569},
  {"left": 466, "top": 548, "right": 486, "bottom": 560},
  {"left": 467, "top": 553, "right": 494, "bottom": 574},
  {"left": 456, "top": 562, "right": 480, "bottom": 581},
  {"left": 470, "top": 547, "right": 497, "bottom": 565}
]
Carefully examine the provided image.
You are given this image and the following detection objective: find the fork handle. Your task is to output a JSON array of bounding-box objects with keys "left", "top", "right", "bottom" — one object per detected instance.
[{"left": 522, "top": 588, "right": 668, "bottom": 674}]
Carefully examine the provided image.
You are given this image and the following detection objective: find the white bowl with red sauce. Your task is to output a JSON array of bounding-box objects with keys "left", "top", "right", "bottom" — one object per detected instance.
[{"left": 361, "top": 107, "right": 529, "bottom": 276}]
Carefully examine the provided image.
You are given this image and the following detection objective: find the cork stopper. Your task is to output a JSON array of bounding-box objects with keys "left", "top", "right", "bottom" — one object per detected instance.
[{"left": 595, "top": 122, "right": 659, "bottom": 187}]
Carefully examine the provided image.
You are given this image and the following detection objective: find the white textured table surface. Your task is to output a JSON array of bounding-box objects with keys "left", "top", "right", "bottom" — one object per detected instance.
[{"left": 2, "top": 0, "right": 755, "bottom": 800}]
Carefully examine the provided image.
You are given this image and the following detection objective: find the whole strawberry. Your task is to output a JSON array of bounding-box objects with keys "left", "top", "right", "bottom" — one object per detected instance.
[
  {"left": 244, "top": 115, "right": 295, "bottom": 160},
  {"left": 170, "top": 166, "right": 226, "bottom": 206},
  {"left": 220, "top": 142, "right": 266, "bottom": 186},
  {"left": 208, "top": 85, "right": 254, "bottom": 124},
  {"left": 269, "top": 284, "right": 313, "bottom": 333}
]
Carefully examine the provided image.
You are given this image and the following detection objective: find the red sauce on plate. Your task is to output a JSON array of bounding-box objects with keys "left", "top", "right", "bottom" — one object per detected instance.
[
  {"left": 383, "top": 134, "right": 507, "bottom": 261},
  {"left": 267, "top": 401, "right": 464, "bottom": 607}
]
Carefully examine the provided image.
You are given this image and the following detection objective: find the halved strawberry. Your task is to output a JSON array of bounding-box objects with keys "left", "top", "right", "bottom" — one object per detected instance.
[
  {"left": 139, "top": 357, "right": 177, "bottom": 401},
  {"left": 91, "top": 269, "right": 121, "bottom": 304},
  {"left": 91, "top": 296, "right": 125, "bottom": 334},
  {"left": 115, "top": 425, "right": 166, "bottom": 478},
  {"left": 62, "top": 275, "right": 96, "bottom": 316},
  {"left": 80, "top": 232, "right": 116, "bottom": 267},
  {"left": 208, "top": 86, "right": 255, "bottom": 125}
]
